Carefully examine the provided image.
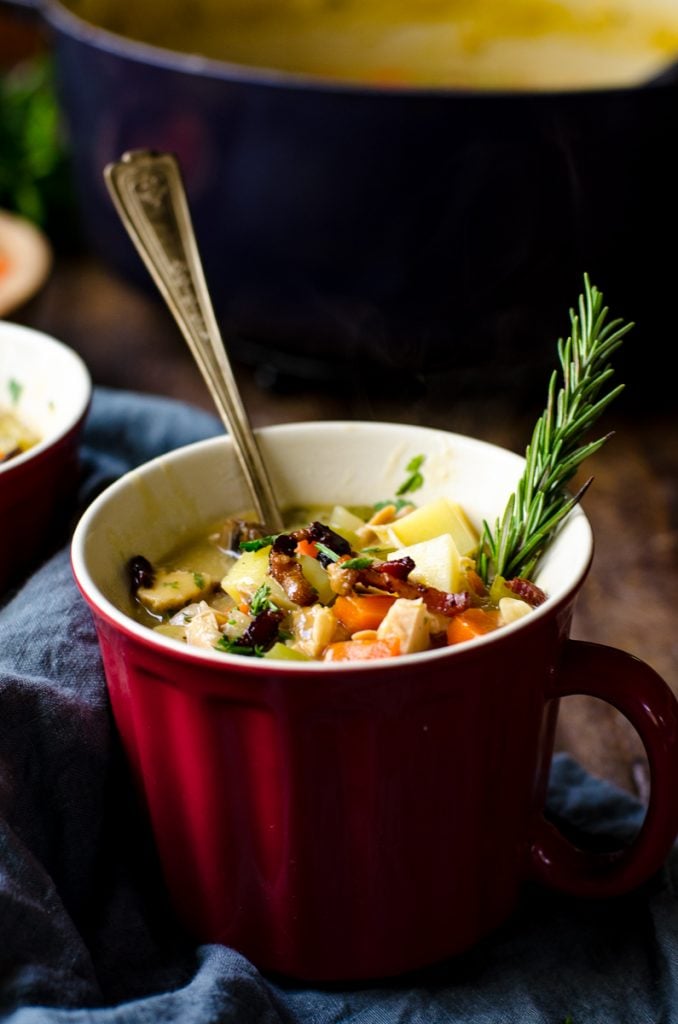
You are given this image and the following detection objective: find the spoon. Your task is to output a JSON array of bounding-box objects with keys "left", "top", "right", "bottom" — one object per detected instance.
[{"left": 103, "top": 149, "right": 284, "bottom": 532}]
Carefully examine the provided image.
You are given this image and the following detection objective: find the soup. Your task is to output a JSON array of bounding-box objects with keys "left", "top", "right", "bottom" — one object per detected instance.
[
  {"left": 63, "top": 0, "right": 678, "bottom": 89},
  {"left": 0, "top": 405, "right": 39, "bottom": 464},
  {"left": 128, "top": 493, "right": 546, "bottom": 663}
]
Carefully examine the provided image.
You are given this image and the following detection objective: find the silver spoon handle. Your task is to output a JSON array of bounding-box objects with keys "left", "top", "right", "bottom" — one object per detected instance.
[{"left": 104, "top": 149, "right": 283, "bottom": 531}]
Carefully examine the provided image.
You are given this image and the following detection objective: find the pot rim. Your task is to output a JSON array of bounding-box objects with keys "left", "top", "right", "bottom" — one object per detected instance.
[{"left": 37, "top": 0, "right": 678, "bottom": 99}]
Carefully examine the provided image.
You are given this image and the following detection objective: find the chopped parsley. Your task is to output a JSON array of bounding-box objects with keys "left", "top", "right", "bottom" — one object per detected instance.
[
  {"left": 250, "top": 584, "right": 278, "bottom": 615},
  {"left": 396, "top": 454, "right": 425, "bottom": 496},
  {"left": 341, "top": 556, "right": 373, "bottom": 570},
  {"left": 372, "top": 497, "right": 415, "bottom": 513},
  {"left": 8, "top": 378, "right": 22, "bottom": 405},
  {"left": 239, "top": 534, "right": 279, "bottom": 552},
  {"left": 314, "top": 541, "right": 340, "bottom": 563},
  {"left": 193, "top": 572, "right": 206, "bottom": 589},
  {"left": 162, "top": 581, "right": 180, "bottom": 590},
  {"left": 215, "top": 635, "right": 265, "bottom": 657}
]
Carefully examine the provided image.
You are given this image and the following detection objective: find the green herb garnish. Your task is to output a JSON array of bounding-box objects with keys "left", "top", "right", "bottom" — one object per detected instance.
[
  {"left": 239, "top": 534, "right": 279, "bottom": 552},
  {"left": 215, "top": 636, "right": 265, "bottom": 657},
  {"left": 478, "top": 273, "right": 632, "bottom": 584},
  {"left": 193, "top": 572, "right": 205, "bottom": 589},
  {"left": 250, "top": 584, "right": 278, "bottom": 615},
  {"left": 314, "top": 542, "right": 340, "bottom": 563},
  {"left": 396, "top": 454, "right": 425, "bottom": 496},
  {"left": 7, "top": 379, "right": 22, "bottom": 405},
  {"left": 341, "top": 556, "right": 374, "bottom": 570},
  {"left": 372, "top": 498, "right": 415, "bottom": 513}
]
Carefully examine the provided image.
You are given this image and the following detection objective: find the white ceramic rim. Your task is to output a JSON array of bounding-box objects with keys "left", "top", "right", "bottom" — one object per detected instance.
[
  {"left": 0, "top": 321, "right": 92, "bottom": 476},
  {"left": 71, "top": 421, "right": 594, "bottom": 673}
]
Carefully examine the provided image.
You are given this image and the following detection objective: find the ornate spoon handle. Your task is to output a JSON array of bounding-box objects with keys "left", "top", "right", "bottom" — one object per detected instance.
[{"left": 104, "top": 149, "right": 283, "bottom": 532}]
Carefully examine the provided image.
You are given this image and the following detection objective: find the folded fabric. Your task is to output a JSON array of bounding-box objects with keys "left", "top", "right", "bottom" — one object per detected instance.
[{"left": 1, "top": 387, "right": 676, "bottom": 1024}]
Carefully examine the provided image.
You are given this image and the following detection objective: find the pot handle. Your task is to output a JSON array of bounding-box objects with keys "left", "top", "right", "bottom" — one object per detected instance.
[{"left": 529, "top": 639, "right": 678, "bottom": 897}]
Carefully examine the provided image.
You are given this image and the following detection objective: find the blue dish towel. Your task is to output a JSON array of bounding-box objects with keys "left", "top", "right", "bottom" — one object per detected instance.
[{"left": 1, "top": 387, "right": 676, "bottom": 1024}]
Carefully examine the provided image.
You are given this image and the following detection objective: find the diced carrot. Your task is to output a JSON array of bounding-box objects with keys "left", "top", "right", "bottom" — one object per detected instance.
[
  {"left": 296, "top": 538, "right": 319, "bottom": 559},
  {"left": 333, "top": 594, "right": 397, "bottom": 633},
  {"left": 238, "top": 601, "right": 250, "bottom": 614},
  {"left": 465, "top": 568, "right": 488, "bottom": 597},
  {"left": 323, "top": 637, "right": 401, "bottom": 662},
  {"left": 446, "top": 608, "right": 501, "bottom": 645}
]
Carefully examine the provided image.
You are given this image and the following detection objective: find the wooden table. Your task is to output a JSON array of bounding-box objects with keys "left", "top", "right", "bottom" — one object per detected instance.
[{"left": 10, "top": 247, "right": 677, "bottom": 800}]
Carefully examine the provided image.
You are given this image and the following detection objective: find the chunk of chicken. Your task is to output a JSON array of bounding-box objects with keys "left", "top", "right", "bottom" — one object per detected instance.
[
  {"left": 290, "top": 604, "right": 343, "bottom": 659},
  {"left": 377, "top": 597, "right": 431, "bottom": 655},
  {"left": 136, "top": 569, "right": 215, "bottom": 615},
  {"left": 183, "top": 601, "right": 225, "bottom": 650}
]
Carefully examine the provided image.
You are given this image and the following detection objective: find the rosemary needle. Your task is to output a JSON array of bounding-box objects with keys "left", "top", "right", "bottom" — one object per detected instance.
[{"left": 478, "top": 273, "right": 633, "bottom": 585}]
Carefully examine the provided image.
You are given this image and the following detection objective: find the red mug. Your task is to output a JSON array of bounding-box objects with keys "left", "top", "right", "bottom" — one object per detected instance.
[
  {"left": 71, "top": 421, "right": 678, "bottom": 981},
  {"left": 1, "top": 322, "right": 91, "bottom": 591}
]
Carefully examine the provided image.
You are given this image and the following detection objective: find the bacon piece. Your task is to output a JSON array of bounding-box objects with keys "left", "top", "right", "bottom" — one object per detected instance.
[
  {"left": 356, "top": 564, "right": 469, "bottom": 618},
  {"left": 305, "top": 521, "right": 352, "bottom": 567},
  {"left": 269, "top": 522, "right": 352, "bottom": 603},
  {"left": 375, "top": 557, "right": 415, "bottom": 581},
  {"left": 505, "top": 577, "right": 547, "bottom": 607},
  {"left": 327, "top": 556, "right": 359, "bottom": 595},
  {"left": 269, "top": 534, "right": 317, "bottom": 606}
]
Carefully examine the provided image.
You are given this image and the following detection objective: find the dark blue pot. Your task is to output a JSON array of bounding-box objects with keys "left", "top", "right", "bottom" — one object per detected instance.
[{"left": 5, "top": 0, "right": 678, "bottom": 396}]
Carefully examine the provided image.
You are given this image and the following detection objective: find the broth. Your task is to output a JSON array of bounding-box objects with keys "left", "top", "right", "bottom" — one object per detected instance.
[
  {"left": 0, "top": 406, "right": 39, "bottom": 464},
  {"left": 63, "top": 0, "right": 678, "bottom": 89}
]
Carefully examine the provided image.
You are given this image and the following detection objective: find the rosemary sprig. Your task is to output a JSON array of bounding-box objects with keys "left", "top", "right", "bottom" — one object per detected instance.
[{"left": 477, "top": 274, "right": 633, "bottom": 584}]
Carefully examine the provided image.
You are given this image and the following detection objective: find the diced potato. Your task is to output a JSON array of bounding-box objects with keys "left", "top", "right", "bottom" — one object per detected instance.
[
  {"left": 388, "top": 532, "right": 463, "bottom": 592},
  {"left": 136, "top": 568, "right": 216, "bottom": 614},
  {"left": 498, "top": 597, "right": 532, "bottom": 625},
  {"left": 264, "top": 642, "right": 311, "bottom": 662},
  {"left": 262, "top": 574, "right": 298, "bottom": 612},
  {"left": 377, "top": 598, "right": 430, "bottom": 654},
  {"left": 221, "top": 546, "right": 271, "bottom": 602},
  {"left": 327, "top": 505, "right": 366, "bottom": 547},
  {"left": 298, "top": 553, "right": 334, "bottom": 604},
  {"left": 384, "top": 497, "right": 479, "bottom": 555}
]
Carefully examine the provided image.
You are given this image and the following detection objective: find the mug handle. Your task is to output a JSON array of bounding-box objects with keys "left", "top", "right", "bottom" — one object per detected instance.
[{"left": 529, "top": 639, "right": 678, "bottom": 897}]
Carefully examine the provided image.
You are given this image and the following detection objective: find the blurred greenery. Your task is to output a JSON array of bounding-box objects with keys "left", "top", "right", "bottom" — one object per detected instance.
[{"left": 0, "top": 54, "right": 77, "bottom": 241}]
